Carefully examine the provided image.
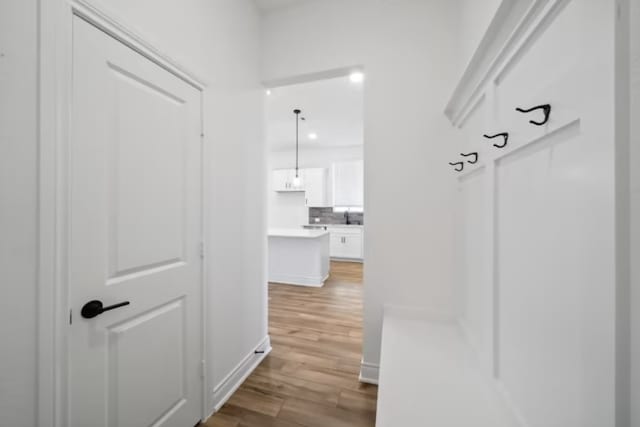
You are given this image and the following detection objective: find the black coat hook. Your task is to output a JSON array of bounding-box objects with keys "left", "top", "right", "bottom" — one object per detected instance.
[
  {"left": 483, "top": 132, "right": 509, "bottom": 148},
  {"left": 516, "top": 104, "right": 551, "bottom": 126},
  {"left": 460, "top": 152, "right": 478, "bottom": 164},
  {"left": 449, "top": 161, "right": 464, "bottom": 172}
]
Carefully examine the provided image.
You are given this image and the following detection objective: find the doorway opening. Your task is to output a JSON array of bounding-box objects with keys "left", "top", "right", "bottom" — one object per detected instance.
[
  {"left": 205, "top": 71, "right": 375, "bottom": 425},
  {"left": 263, "top": 70, "right": 373, "bottom": 422},
  {"left": 266, "top": 72, "right": 365, "bottom": 286}
]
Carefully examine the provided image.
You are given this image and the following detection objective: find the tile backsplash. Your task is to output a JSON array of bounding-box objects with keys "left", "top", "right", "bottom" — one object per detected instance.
[{"left": 308, "top": 207, "right": 364, "bottom": 225}]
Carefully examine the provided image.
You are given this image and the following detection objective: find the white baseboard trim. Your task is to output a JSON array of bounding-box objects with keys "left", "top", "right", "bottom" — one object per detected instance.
[
  {"left": 269, "top": 273, "right": 329, "bottom": 287},
  {"left": 209, "top": 335, "right": 272, "bottom": 415},
  {"left": 359, "top": 360, "right": 379, "bottom": 385},
  {"left": 330, "top": 257, "right": 363, "bottom": 263}
]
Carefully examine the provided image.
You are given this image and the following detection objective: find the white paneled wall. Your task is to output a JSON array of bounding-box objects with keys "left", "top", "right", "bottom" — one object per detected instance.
[
  {"left": 458, "top": 170, "right": 492, "bottom": 371},
  {"left": 454, "top": 95, "right": 494, "bottom": 375},
  {"left": 450, "top": 1, "right": 617, "bottom": 425}
]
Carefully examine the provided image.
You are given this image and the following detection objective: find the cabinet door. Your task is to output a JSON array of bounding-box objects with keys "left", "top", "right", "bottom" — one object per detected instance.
[
  {"left": 342, "top": 234, "right": 363, "bottom": 259},
  {"left": 330, "top": 233, "right": 348, "bottom": 258},
  {"left": 273, "top": 169, "right": 291, "bottom": 191},
  {"left": 304, "top": 168, "right": 330, "bottom": 207},
  {"left": 273, "top": 169, "right": 305, "bottom": 192},
  {"left": 333, "top": 160, "right": 363, "bottom": 207},
  {"left": 329, "top": 232, "right": 363, "bottom": 259}
]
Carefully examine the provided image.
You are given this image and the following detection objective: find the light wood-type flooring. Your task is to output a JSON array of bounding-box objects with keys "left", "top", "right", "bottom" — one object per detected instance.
[{"left": 203, "top": 261, "right": 377, "bottom": 427}]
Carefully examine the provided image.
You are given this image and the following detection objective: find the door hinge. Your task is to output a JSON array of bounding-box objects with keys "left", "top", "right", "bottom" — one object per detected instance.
[
  {"left": 200, "top": 241, "right": 205, "bottom": 259},
  {"left": 69, "top": 309, "right": 73, "bottom": 325},
  {"left": 201, "top": 360, "right": 206, "bottom": 379}
]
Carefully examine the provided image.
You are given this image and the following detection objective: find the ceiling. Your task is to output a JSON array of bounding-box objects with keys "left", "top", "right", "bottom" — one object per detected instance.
[
  {"left": 266, "top": 76, "right": 364, "bottom": 152},
  {"left": 253, "top": 0, "right": 314, "bottom": 13}
]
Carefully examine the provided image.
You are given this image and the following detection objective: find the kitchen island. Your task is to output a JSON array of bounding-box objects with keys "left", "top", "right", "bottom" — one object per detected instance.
[{"left": 268, "top": 228, "right": 330, "bottom": 287}]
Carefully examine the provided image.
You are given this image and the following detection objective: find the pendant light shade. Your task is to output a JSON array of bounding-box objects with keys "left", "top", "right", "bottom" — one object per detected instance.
[{"left": 293, "top": 109, "right": 301, "bottom": 187}]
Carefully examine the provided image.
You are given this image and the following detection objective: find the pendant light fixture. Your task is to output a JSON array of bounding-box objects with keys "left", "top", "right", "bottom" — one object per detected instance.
[{"left": 292, "top": 109, "right": 302, "bottom": 188}]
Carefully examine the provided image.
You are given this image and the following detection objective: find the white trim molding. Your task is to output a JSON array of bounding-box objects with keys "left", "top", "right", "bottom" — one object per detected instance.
[
  {"left": 359, "top": 360, "right": 380, "bottom": 385},
  {"left": 445, "top": 0, "right": 572, "bottom": 127},
  {"left": 71, "top": 0, "right": 207, "bottom": 90},
  {"left": 210, "top": 336, "right": 272, "bottom": 416},
  {"left": 455, "top": 117, "right": 580, "bottom": 180},
  {"left": 269, "top": 273, "right": 329, "bottom": 287}
]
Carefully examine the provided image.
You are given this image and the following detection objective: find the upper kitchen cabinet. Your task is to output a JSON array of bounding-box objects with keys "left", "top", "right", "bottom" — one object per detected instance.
[
  {"left": 304, "top": 168, "right": 332, "bottom": 208},
  {"left": 273, "top": 168, "right": 305, "bottom": 192},
  {"left": 333, "top": 160, "right": 363, "bottom": 207}
]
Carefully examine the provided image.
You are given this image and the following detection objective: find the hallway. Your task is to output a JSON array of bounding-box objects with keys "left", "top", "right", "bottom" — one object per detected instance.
[{"left": 205, "top": 261, "right": 377, "bottom": 427}]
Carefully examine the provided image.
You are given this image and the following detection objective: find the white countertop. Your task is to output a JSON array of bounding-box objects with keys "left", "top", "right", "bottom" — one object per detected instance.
[
  {"left": 304, "top": 224, "right": 364, "bottom": 228},
  {"left": 268, "top": 228, "right": 330, "bottom": 239}
]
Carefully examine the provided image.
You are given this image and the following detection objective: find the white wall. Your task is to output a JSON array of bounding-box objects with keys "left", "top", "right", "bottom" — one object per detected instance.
[
  {"left": 268, "top": 145, "right": 363, "bottom": 228},
  {"left": 630, "top": 0, "right": 640, "bottom": 423},
  {"left": 262, "top": 0, "right": 460, "bottom": 378},
  {"left": 0, "top": 1, "right": 39, "bottom": 426},
  {"left": 457, "top": 0, "right": 501, "bottom": 74},
  {"left": 1, "top": 0, "right": 266, "bottom": 421}
]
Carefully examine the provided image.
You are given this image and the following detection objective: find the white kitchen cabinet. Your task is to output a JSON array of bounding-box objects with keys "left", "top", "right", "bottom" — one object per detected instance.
[
  {"left": 333, "top": 160, "right": 363, "bottom": 207},
  {"left": 327, "top": 226, "right": 363, "bottom": 260},
  {"left": 304, "top": 168, "right": 332, "bottom": 207},
  {"left": 273, "top": 168, "right": 305, "bottom": 192}
]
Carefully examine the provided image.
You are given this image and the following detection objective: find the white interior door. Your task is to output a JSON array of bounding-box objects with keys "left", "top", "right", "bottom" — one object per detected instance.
[{"left": 68, "top": 16, "right": 203, "bottom": 427}]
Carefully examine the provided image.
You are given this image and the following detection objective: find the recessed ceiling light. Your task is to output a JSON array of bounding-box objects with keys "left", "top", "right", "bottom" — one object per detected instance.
[
  {"left": 266, "top": 89, "right": 272, "bottom": 95},
  {"left": 308, "top": 133, "right": 318, "bottom": 140},
  {"left": 349, "top": 71, "right": 364, "bottom": 83}
]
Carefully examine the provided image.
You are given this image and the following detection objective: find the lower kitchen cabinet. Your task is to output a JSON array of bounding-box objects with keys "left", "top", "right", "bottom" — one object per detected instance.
[{"left": 327, "top": 227, "right": 363, "bottom": 261}]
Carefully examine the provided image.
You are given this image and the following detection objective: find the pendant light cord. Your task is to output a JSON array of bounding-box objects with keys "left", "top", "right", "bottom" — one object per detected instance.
[{"left": 294, "top": 109, "right": 301, "bottom": 178}]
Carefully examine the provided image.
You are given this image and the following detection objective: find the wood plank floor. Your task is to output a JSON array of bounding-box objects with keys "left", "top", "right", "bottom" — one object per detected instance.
[{"left": 203, "top": 261, "right": 377, "bottom": 427}]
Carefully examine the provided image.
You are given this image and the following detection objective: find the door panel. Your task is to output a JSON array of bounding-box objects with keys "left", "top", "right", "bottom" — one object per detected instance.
[
  {"left": 108, "top": 64, "right": 187, "bottom": 279},
  {"left": 108, "top": 299, "right": 186, "bottom": 427},
  {"left": 69, "top": 16, "right": 202, "bottom": 427}
]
